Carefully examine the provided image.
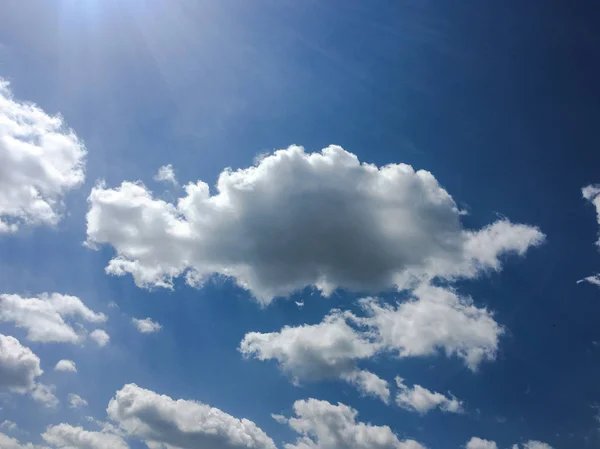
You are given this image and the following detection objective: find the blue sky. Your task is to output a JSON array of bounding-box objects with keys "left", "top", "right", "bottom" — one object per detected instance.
[{"left": 1, "top": 1, "right": 600, "bottom": 449}]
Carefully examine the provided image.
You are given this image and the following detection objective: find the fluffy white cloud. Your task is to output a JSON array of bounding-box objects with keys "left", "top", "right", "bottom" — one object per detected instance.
[
  {"left": 0, "top": 293, "right": 106, "bottom": 344},
  {"left": 240, "top": 311, "right": 389, "bottom": 401},
  {"left": 278, "top": 398, "right": 425, "bottom": 449},
  {"left": 395, "top": 377, "right": 463, "bottom": 414},
  {"left": 243, "top": 283, "right": 503, "bottom": 391},
  {"left": 358, "top": 284, "right": 503, "bottom": 371},
  {"left": 154, "top": 164, "right": 178, "bottom": 186},
  {"left": 580, "top": 185, "right": 600, "bottom": 287},
  {"left": 42, "top": 424, "right": 129, "bottom": 449},
  {"left": 89, "top": 329, "right": 110, "bottom": 347},
  {"left": 0, "top": 333, "right": 42, "bottom": 393},
  {"left": 68, "top": 393, "right": 88, "bottom": 409},
  {"left": 132, "top": 317, "right": 162, "bottom": 333},
  {"left": 54, "top": 359, "right": 77, "bottom": 373},
  {"left": 31, "top": 383, "right": 59, "bottom": 408},
  {"left": 466, "top": 437, "right": 498, "bottom": 449},
  {"left": 107, "top": 383, "right": 276, "bottom": 449},
  {"left": 86, "top": 145, "right": 544, "bottom": 303},
  {"left": 241, "top": 311, "right": 377, "bottom": 381},
  {"left": 342, "top": 370, "right": 390, "bottom": 403},
  {"left": 0, "top": 79, "right": 86, "bottom": 233},
  {"left": 0, "top": 432, "right": 49, "bottom": 449}
]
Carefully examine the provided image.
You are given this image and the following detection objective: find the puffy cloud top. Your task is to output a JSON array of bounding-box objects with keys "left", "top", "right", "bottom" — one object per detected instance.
[
  {"left": 42, "top": 424, "right": 129, "bottom": 449},
  {"left": 358, "top": 285, "right": 504, "bottom": 370},
  {"left": 395, "top": 377, "right": 463, "bottom": 414},
  {"left": 240, "top": 310, "right": 390, "bottom": 402},
  {"left": 0, "top": 293, "right": 106, "bottom": 344},
  {"left": 0, "top": 79, "right": 86, "bottom": 233},
  {"left": 107, "top": 383, "right": 277, "bottom": 449},
  {"left": 466, "top": 437, "right": 498, "bottom": 449},
  {"left": 89, "top": 329, "right": 110, "bottom": 347},
  {"left": 278, "top": 398, "right": 425, "bottom": 449},
  {"left": 86, "top": 145, "right": 544, "bottom": 302},
  {"left": 54, "top": 359, "right": 77, "bottom": 373}
]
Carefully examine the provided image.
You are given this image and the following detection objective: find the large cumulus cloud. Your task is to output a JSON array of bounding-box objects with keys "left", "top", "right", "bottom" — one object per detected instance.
[
  {"left": 276, "top": 398, "right": 425, "bottom": 449},
  {"left": 86, "top": 145, "right": 544, "bottom": 303},
  {"left": 0, "top": 79, "right": 86, "bottom": 233},
  {"left": 106, "top": 383, "right": 276, "bottom": 449}
]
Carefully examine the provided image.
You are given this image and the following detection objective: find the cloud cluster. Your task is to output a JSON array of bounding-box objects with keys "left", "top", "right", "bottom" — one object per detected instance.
[
  {"left": 107, "top": 383, "right": 277, "bottom": 449},
  {"left": 466, "top": 437, "right": 553, "bottom": 449},
  {"left": 0, "top": 79, "right": 86, "bottom": 233},
  {"left": 0, "top": 432, "right": 49, "bottom": 449},
  {"left": 42, "top": 424, "right": 129, "bottom": 449},
  {"left": 580, "top": 185, "right": 600, "bottom": 286},
  {"left": 86, "top": 145, "right": 544, "bottom": 302},
  {"left": 132, "top": 317, "right": 162, "bottom": 334},
  {"left": 277, "top": 398, "right": 425, "bottom": 449},
  {"left": 358, "top": 285, "right": 503, "bottom": 371},
  {"left": 395, "top": 377, "right": 463, "bottom": 414},
  {"left": 466, "top": 438, "right": 498, "bottom": 449},
  {"left": 240, "top": 310, "right": 389, "bottom": 401},
  {"left": 0, "top": 293, "right": 106, "bottom": 344},
  {"left": 241, "top": 284, "right": 504, "bottom": 399}
]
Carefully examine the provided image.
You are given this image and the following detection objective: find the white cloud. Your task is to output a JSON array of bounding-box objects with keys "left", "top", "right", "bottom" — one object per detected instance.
[
  {"left": 132, "top": 317, "right": 162, "bottom": 333},
  {"left": 0, "top": 293, "right": 106, "bottom": 344},
  {"left": 466, "top": 437, "right": 498, "bottom": 449},
  {"left": 522, "top": 442, "right": 553, "bottom": 449},
  {"left": 86, "top": 145, "right": 544, "bottom": 303},
  {"left": 54, "top": 359, "right": 77, "bottom": 373},
  {"left": 107, "top": 384, "right": 276, "bottom": 449},
  {"left": 241, "top": 311, "right": 377, "bottom": 381},
  {"left": 89, "top": 329, "right": 109, "bottom": 347},
  {"left": 42, "top": 424, "right": 129, "bottom": 449},
  {"left": 580, "top": 184, "right": 600, "bottom": 287},
  {"left": 0, "top": 79, "right": 86, "bottom": 233},
  {"left": 68, "top": 393, "right": 88, "bottom": 409},
  {"left": 242, "top": 284, "right": 503, "bottom": 392},
  {"left": 0, "top": 432, "right": 49, "bottom": 449},
  {"left": 578, "top": 274, "right": 600, "bottom": 286},
  {"left": 358, "top": 284, "right": 504, "bottom": 371},
  {"left": 395, "top": 377, "right": 463, "bottom": 414},
  {"left": 341, "top": 370, "right": 390, "bottom": 403},
  {"left": 31, "top": 383, "right": 59, "bottom": 408},
  {"left": 1, "top": 420, "right": 17, "bottom": 431},
  {"left": 278, "top": 398, "right": 425, "bottom": 449},
  {"left": 466, "top": 438, "right": 554, "bottom": 449},
  {"left": 0, "top": 333, "right": 42, "bottom": 393},
  {"left": 154, "top": 164, "right": 178, "bottom": 186},
  {"left": 240, "top": 311, "right": 389, "bottom": 401}
]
